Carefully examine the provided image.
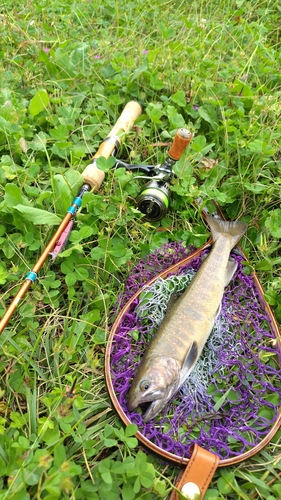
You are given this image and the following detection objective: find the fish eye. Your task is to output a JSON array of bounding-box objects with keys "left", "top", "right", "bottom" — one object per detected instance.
[{"left": 140, "top": 380, "right": 150, "bottom": 392}]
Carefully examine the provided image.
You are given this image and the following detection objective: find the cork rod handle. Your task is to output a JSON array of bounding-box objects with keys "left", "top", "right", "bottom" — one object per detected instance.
[
  {"left": 82, "top": 101, "right": 142, "bottom": 190},
  {"left": 168, "top": 128, "right": 193, "bottom": 161}
]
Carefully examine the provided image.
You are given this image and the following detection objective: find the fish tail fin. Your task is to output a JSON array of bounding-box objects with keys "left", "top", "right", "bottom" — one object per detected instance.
[{"left": 206, "top": 214, "right": 247, "bottom": 249}]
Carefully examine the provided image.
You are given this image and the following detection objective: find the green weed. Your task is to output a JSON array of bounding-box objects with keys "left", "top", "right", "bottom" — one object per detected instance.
[{"left": 0, "top": 0, "right": 281, "bottom": 498}]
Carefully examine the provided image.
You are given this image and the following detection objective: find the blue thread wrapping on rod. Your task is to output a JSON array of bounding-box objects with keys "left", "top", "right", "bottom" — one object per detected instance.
[
  {"left": 67, "top": 206, "right": 76, "bottom": 215},
  {"left": 26, "top": 271, "right": 37, "bottom": 282},
  {"left": 72, "top": 197, "right": 82, "bottom": 207},
  {"left": 67, "top": 196, "right": 82, "bottom": 215}
]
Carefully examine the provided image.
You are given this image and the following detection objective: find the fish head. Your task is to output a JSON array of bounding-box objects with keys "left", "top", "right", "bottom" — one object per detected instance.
[{"left": 127, "top": 355, "right": 181, "bottom": 422}]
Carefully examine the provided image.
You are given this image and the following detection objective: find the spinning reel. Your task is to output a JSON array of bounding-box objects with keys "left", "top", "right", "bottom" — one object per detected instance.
[{"left": 115, "top": 128, "right": 193, "bottom": 221}]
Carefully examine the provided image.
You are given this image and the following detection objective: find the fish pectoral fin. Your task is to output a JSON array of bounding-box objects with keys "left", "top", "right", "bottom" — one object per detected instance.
[
  {"left": 224, "top": 258, "right": 238, "bottom": 286},
  {"left": 183, "top": 341, "right": 198, "bottom": 373},
  {"left": 215, "top": 302, "right": 222, "bottom": 319}
]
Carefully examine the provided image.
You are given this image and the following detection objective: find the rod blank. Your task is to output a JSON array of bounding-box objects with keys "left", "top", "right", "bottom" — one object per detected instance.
[{"left": 0, "top": 101, "right": 142, "bottom": 334}]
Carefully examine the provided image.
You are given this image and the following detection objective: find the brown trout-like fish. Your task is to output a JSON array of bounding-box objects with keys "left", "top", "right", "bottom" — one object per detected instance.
[{"left": 127, "top": 214, "right": 247, "bottom": 422}]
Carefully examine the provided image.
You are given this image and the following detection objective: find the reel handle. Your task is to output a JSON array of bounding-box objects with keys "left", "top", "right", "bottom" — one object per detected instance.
[
  {"left": 168, "top": 128, "right": 193, "bottom": 161},
  {"left": 135, "top": 128, "right": 193, "bottom": 222},
  {"left": 82, "top": 101, "right": 142, "bottom": 190}
]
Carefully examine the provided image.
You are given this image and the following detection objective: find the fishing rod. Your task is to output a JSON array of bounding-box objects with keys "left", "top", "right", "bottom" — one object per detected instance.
[
  {"left": 0, "top": 103, "right": 193, "bottom": 334},
  {"left": 0, "top": 101, "right": 142, "bottom": 334}
]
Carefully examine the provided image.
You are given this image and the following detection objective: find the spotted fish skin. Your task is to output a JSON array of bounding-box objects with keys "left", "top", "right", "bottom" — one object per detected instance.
[{"left": 127, "top": 214, "right": 247, "bottom": 422}]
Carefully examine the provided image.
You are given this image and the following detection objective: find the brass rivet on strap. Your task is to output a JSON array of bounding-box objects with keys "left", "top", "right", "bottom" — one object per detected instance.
[{"left": 181, "top": 481, "right": 201, "bottom": 500}]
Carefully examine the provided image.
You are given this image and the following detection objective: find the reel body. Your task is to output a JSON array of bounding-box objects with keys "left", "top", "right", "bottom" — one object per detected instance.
[{"left": 116, "top": 128, "right": 193, "bottom": 221}]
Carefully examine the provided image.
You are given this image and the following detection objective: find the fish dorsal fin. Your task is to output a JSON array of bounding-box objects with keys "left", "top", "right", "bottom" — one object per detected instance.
[
  {"left": 225, "top": 258, "right": 238, "bottom": 286},
  {"left": 183, "top": 341, "right": 198, "bottom": 372}
]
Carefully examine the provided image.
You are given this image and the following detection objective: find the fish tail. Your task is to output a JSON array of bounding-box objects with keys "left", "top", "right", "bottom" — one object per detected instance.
[{"left": 206, "top": 214, "right": 247, "bottom": 249}]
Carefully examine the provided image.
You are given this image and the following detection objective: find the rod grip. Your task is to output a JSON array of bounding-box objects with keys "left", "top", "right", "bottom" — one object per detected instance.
[
  {"left": 107, "top": 100, "right": 143, "bottom": 138},
  {"left": 168, "top": 128, "right": 193, "bottom": 161},
  {"left": 82, "top": 101, "right": 142, "bottom": 190}
]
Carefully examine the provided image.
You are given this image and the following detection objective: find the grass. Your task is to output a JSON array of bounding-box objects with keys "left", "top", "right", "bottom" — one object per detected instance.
[{"left": 0, "top": 0, "right": 281, "bottom": 498}]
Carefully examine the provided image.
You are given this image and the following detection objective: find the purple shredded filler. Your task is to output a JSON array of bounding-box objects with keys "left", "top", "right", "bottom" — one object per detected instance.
[{"left": 109, "top": 243, "right": 281, "bottom": 460}]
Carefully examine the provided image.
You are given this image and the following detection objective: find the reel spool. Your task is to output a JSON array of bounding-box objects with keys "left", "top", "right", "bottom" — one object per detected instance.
[{"left": 136, "top": 179, "right": 170, "bottom": 221}]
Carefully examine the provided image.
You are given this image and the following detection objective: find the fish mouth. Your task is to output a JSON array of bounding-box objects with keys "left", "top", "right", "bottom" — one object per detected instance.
[
  {"left": 142, "top": 398, "right": 167, "bottom": 423},
  {"left": 127, "top": 389, "right": 162, "bottom": 411},
  {"left": 127, "top": 391, "right": 169, "bottom": 423}
]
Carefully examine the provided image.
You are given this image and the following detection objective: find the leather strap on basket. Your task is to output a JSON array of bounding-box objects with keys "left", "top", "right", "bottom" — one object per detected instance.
[{"left": 170, "top": 444, "right": 220, "bottom": 500}]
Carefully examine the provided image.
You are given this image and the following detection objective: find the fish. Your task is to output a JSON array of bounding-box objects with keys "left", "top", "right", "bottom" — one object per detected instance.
[{"left": 127, "top": 214, "right": 247, "bottom": 422}]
